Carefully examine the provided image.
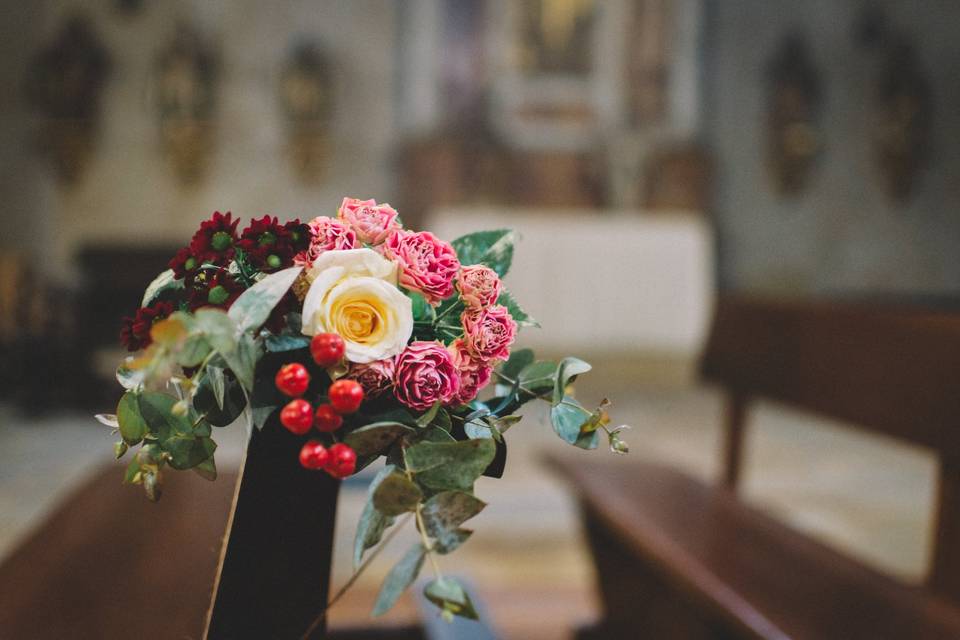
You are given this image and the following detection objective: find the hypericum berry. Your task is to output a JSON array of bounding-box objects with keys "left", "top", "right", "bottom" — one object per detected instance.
[
  {"left": 275, "top": 363, "right": 310, "bottom": 397},
  {"left": 328, "top": 379, "right": 364, "bottom": 414},
  {"left": 310, "top": 333, "right": 346, "bottom": 367},
  {"left": 314, "top": 404, "right": 344, "bottom": 432},
  {"left": 280, "top": 399, "right": 314, "bottom": 435},
  {"left": 325, "top": 443, "right": 357, "bottom": 478},
  {"left": 299, "top": 440, "right": 329, "bottom": 470}
]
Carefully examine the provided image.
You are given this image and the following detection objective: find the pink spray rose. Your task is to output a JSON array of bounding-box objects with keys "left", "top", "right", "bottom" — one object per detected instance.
[
  {"left": 295, "top": 216, "right": 358, "bottom": 265},
  {"left": 456, "top": 265, "right": 501, "bottom": 308},
  {"left": 393, "top": 341, "right": 460, "bottom": 411},
  {"left": 338, "top": 197, "right": 402, "bottom": 245},
  {"left": 344, "top": 358, "right": 396, "bottom": 399},
  {"left": 462, "top": 305, "right": 517, "bottom": 363},
  {"left": 383, "top": 230, "right": 460, "bottom": 305},
  {"left": 449, "top": 339, "right": 493, "bottom": 405}
]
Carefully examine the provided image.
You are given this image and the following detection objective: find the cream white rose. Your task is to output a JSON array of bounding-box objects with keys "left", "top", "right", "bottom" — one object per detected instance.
[{"left": 301, "top": 248, "right": 413, "bottom": 363}]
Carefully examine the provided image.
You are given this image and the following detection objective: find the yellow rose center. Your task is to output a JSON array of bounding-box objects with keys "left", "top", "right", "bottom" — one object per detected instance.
[{"left": 332, "top": 298, "right": 388, "bottom": 344}]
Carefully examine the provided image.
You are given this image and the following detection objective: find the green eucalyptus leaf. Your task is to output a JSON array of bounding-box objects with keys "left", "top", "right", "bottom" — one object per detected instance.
[
  {"left": 464, "top": 419, "right": 499, "bottom": 441},
  {"left": 114, "top": 441, "right": 128, "bottom": 459},
  {"left": 416, "top": 401, "right": 442, "bottom": 428},
  {"left": 251, "top": 405, "right": 276, "bottom": 430},
  {"left": 123, "top": 456, "right": 142, "bottom": 484},
  {"left": 264, "top": 334, "right": 311, "bottom": 352},
  {"left": 194, "top": 369, "right": 246, "bottom": 427},
  {"left": 372, "top": 543, "right": 426, "bottom": 617},
  {"left": 553, "top": 357, "right": 592, "bottom": 405},
  {"left": 497, "top": 348, "right": 534, "bottom": 386},
  {"left": 550, "top": 397, "right": 590, "bottom": 445},
  {"left": 344, "top": 422, "right": 416, "bottom": 457},
  {"left": 116, "top": 363, "right": 145, "bottom": 391},
  {"left": 421, "top": 491, "right": 485, "bottom": 553},
  {"left": 228, "top": 266, "right": 303, "bottom": 333},
  {"left": 220, "top": 332, "right": 260, "bottom": 391},
  {"left": 117, "top": 391, "right": 148, "bottom": 445},
  {"left": 163, "top": 434, "right": 216, "bottom": 470},
  {"left": 420, "top": 425, "right": 456, "bottom": 443},
  {"left": 355, "top": 465, "right": 398, "bottom": 569},
  {"left": 137, "top": 392, "right": 192, "bottom": 441},
  {"left": 194, "top": 308, "right": 238, "bottom": 354},
  {"left": 177, "top": 334, "right": 212, "bottom": 367},
  {"left": 424, "top": 577, "right": 479, "bottom": 620},
  {"left": 372, "top": 472, "right": 423, "bottom": 516},
  {"left": 451, "top": 229, "right": 516, "bottom": 277},
  {"left": 193, "top": 455, "right": 217, "bottom": 481},
  {"left": 518, "top": 360, "right": 559, "bottom": 394},
  {"left": 141, "top": 269, "right": 183, "bottom": 307},
  {"left": 499, "top": 288, "right": 539, "bottom": 328},
  {"left": 404, "top": 439, "right": 497, "bottom": 491},
  {"left": 432, "top": 528, "right": 472, "bottom": 554},
  {"left": 407, "top": 290, "right": 433, "bottom": 323},
  {"left": 432, "top": 408, "right": 452, "bottom": 432},
  {"left": 207, "top": 365, "right": 226, "bottom": 410}
]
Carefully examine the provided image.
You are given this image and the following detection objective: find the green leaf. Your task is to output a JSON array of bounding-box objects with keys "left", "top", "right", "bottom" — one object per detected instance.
[
  {"left": 164, "top": 434, "right": 217, "bottom": 470},
  {"left": 251, "top": 405, "right": 276, "bottom": 430},
  {"left": 117, "top": 392, "right": 148, "bottom": 445},
  {"left": 194, "top": 308, "right": 238, "bottom": 354},
  {"left": 344, "top": 422, "right": 416, "bottom": 457},
  {"left": 407, "top": 290, "right": 433, "bottom": 323},
  {"left": 372, "top": 543, "right": 426, "bottom": 617},
  {"left": 499, "top": 289, "right": 539, "bottom": 328},
  {"left": 416, "top": 401, "right": 442, "bottom": 428},
  {"left": 464, "top": 418, "right": 500, "bottom": 441},
  {"left": 207, "top": 365, "right": 226, "bottom": 410},
  {"left": 116, "top": 362, "right": 146, "bottom": 391},
  {"left": 451, "top": 229, "right": 516, "bottom": 277},
  {"left": 123, "top": 456, "right": 142, "bottom": 484},
  {"left": 137, "top": 392, "right": 192, "bottom": 441},
  {"left": 141, "top": 269, "right": 183, "bottom": 307},
  {"left": 498, "top": 349, "right": 534, "bottom": 383},
  {"left": 264, "top": 334, "right": 311, "bottom": 352},
  {"left": 553, "top": 357, "right": 592, "bottom": 405},
  {"left": 424, "top": 577, "right": 479, "bottom": 620},
  {"left": 228, "top": 266, "right": 303, "bottom": 333},
  {"left": 114, "top": 441, "right": 128, "bottom": 459},
  {"left": 372, "top": 472, "right": 423, "bottom": 516},
  {"left": 432, "top": 528, "right": 472, "bottom": 554},
  {"left": 550, "top": 396, "right": 594, "bottom": 447},
  {"left": 220, "top": 332, "right": 260, "bottom": 390},
  {"left": 421, "top": 491, "right": 485, "bottom": 553},
  {"left": 355, "top": 465, "right": 398, "bottom": 569},
  {"left": 176, "top": 333, "right": 212, "bottom": 368},
  {"left": 404, "top": 439, "right": 497, "bottom": 491},
  {"left": 518, "top": 360, "right": 559, "bottom": 394},
  {"left": 193, "top": 455, "right": 217, "bottom": 481}
]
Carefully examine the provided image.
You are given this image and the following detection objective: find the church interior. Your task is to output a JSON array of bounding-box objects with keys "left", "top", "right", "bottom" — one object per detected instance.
[{"left": 3, "top": 1, "right": 960, "bottom": 638}]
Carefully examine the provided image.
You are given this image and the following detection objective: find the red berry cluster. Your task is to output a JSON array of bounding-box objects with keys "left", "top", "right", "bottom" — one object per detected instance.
[{"left": 273, "top": 334, "right": 361, "bottom": 478}]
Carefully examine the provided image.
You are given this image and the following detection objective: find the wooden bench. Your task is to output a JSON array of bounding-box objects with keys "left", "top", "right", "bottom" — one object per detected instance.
[{"left": 547, "top": 296, "right": 960, "bottom": 639}]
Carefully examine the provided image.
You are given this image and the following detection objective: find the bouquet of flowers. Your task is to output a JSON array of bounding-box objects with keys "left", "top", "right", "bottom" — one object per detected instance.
[{"left": 100, "top": 198, "right": 628, "bottom": 621}]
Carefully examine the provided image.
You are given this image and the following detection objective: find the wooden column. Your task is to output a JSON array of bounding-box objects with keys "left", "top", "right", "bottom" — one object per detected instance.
[
  {"left": 930, "top": 456, "right": 960, "bottom": 604},
  {"left": 205, "top": 418, "right": 340, "bottom": 639}
]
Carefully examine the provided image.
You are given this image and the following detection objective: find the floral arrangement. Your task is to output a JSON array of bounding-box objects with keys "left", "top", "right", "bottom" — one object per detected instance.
[{"left": 99, "top": 198, "right": 628, "bottom": 622}]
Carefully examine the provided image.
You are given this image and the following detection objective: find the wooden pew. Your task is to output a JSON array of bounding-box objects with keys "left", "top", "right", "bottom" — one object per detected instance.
[{"left": 547, "top": 296, "right": 960, "bottom": 639}]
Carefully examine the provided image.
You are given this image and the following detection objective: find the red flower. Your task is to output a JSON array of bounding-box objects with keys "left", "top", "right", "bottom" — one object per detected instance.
[
  {"left": 188, "top": 270, "right": 243, "bottom": 311},
  {"left": 189, "top": 211, "right": 240, "bottom": 265},
  {"left": 119, "top": 301, "right": 176, "bottom": 351},
  {"left": 285, "top": 219, "right": 313, "bottom": 255},
  {"left": 169, "top": 246, "right": 201, "bottom": 283},
  {"left": 238, "top": 215, "right": 296, "bottom": 272}
]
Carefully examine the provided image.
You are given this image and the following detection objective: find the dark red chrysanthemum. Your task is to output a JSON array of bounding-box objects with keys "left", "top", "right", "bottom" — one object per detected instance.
[
  {"left": 284, "top": 219, "right": 313, "bottom": 255},
  {"left": 119, "top": 300, "right": 176, "bottom": 351},
  {"left": 169, "top": 246, "right": 201, "bottom": 284},
  {"left": 188, "top": 270, "right": 243, "bottom": 311},
  {"left": 189, "top": 211, "right": 240, "bottom": 265},
  {"left": 238, "top": 215, "right": 296, "bottom": 272}
]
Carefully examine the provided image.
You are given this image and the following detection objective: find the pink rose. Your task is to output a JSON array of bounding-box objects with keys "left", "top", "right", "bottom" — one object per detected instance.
[
  {"left": 456, "top": 265, "right": 501, "bottom": 308},
  {"left": 393, "top": 341, "right": 460, "bottom": 411},
  {"left": 296, "top": 216, "right": 358, "bottom": 265},
  {"left": 462, "top": 305, "right": 516, "bottom": 363},
  {"left": 383, "top": 230, "right": 460, "bottom": 305},
  {"left": 338, "top": 197, "right": 402, "bottom": 245},
  {"left": 344, "top": 358, "right": 395, "bottom": 399},
  {"left": 449, "top": 339, "right": 493, "bottom": 405}
]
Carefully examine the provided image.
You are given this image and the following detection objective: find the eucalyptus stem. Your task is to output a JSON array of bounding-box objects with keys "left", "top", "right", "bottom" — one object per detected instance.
[
  {"left": 299, "top": 512, "right": 414, "bottom": 640},
  {"left": 415, "top": 503, "right": 443, "bottom": 578}
]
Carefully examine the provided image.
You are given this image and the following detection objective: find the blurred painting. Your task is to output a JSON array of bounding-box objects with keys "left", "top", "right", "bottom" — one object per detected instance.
[
  {"left": 516, "top": 0, "right": 597, "bottom": 76},
  {"left": 279, "top": 42, "right": 333, "bottom": 184}
]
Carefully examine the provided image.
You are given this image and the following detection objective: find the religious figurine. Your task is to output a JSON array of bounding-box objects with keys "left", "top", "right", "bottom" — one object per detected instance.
[
  {"left": 23, "top": 13, "right": 111, "bottom": 184},
  {"left": 766, "top": 33, "right": 821, "bottom": 196},
  {"left": 279, "top": 42, "right": 333, "bottom": 184},
  {"left": 154, "top": 24, "right": 219, "bottom": 186}
]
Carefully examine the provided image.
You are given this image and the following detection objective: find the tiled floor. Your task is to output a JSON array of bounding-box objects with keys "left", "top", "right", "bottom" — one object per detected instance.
[{"left": 0, "top": 376, "right": 939, "bottom": 638}]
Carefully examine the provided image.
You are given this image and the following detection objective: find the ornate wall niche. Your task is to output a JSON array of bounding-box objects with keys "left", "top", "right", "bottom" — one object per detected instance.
[
  {"left": 279, "top": 42, "right": 333, "bottom": 185},
  {"left": 23, "top": 14, "right": 111, "bottom": 185},
  {"left": 153, "top": 24, "right": 219, "bottom": 186},
  {"left": 765, "top": 33, "right": 821, "bottom": 196},
  {"left": 873, "top": 40, "right": 931, "bottom": 201}
]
